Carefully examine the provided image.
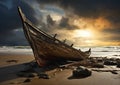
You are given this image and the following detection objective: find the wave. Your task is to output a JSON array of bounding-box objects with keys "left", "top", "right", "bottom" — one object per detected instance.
[
  {"left": 0, "top": 46, "right": 31, "bottom": 49},
  {"left": 92, "top": 51, "right": 120, "bottom": 52}
]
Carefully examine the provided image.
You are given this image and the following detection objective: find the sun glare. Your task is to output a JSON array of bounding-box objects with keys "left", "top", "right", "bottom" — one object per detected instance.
[{"left": 74, "top": 30, "right": 93, "bottom": 38}]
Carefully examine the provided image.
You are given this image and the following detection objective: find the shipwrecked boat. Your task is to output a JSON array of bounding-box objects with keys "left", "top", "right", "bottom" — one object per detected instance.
[{"left": 18, "top": 7, "right": 91, "bottom": 66}]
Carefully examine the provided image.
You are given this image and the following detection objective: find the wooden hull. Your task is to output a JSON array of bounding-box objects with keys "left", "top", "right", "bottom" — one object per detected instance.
[{"left": 18, "top": 7, "right": 91, "bottom": 66}]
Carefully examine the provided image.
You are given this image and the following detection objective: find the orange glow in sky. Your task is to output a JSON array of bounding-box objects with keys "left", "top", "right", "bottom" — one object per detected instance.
[
  {"left": 50, "top": 16, "right": 120, "bottom": 47},
  {"left": 74, "top": 29, "right": 93, "bottom": 38}
]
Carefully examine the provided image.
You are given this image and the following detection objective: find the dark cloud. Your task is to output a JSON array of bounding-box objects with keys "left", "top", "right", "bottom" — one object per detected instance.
[
  {"left": 101, "top": 28, "right": 120, "bottom": 41},
  {"left": 46, "top": 15, "right": 78, "bottom": 31},
  {"left": 59, "top": 16, "right": 78, "bottom": 30},
  {"left": 0, "top": 29, "right": 28, "bottom": 46},
  {"left": 47, "top": 15, "right": 55, "bottom": 26},
  {"left": 103, "top": 28, "right": 120, "bottom": 34},
  {"left": 36, "top": 0, "right": 120, "bottom": 18},
  {"left": 59, "top": 16, "right": 69, "bottom": 27},
  {"left": 102, "top": 35, "right": 120, "bottom": 42},
  {"left": 0, "top": 0, "right": 120, "bottom": 46},
  {"left": 0, "top": 0, "right": 38, "bottom": 45},
  {"left": 36, "top": 0, "right": 120, "bottom": 43}
]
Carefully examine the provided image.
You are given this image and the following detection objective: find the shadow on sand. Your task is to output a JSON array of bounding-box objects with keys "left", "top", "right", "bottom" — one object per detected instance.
[
  {"left": 0, "top": 60, "right": 64, "bottom": 82},
  {"left": 0, "top": 62, "right": 27, "bottom": 82}
]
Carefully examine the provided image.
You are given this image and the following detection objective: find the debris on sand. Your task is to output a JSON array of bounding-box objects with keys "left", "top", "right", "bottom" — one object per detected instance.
[{"left": 16, "top": 57, "right": 120, "bottom": 82}]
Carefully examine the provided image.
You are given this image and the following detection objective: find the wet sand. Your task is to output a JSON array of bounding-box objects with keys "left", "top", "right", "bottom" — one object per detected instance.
[{"left": 0, "top": 52, "right": 120, "bottom": 85}]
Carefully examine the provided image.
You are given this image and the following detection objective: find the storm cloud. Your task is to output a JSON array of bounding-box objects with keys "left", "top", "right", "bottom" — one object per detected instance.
[
  {"left": 36, "top": 0, "right": 120, "bottom": 44},
  {"left": 36, "top": 0, "right": 120, "bottom": 18},
  {"left": 0, "top": 0, "right": 120, "bottom": 46},
  {"left": 37, "top": 1, "right": 120, "bottom": 27},
  {"left": 0, "top": 0, "right": 38, "bottom": 45}
]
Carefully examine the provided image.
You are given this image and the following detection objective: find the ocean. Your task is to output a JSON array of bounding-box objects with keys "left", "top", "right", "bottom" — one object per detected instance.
[
  {"left": 81, "top": 46, "right": 120, "bottom": 58},
  {"left": 0, "top": 46, "right": 120, "bottom": 59}
]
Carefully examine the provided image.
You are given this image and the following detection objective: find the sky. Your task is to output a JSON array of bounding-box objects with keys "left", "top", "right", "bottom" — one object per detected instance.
[{"left": 0, "top": 0, "right": 120, "bottom": 47}]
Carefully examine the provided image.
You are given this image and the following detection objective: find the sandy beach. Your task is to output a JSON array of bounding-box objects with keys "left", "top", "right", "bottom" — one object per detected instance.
[{"left": 0, "top": 50, "right": 120, "bottom": 85}]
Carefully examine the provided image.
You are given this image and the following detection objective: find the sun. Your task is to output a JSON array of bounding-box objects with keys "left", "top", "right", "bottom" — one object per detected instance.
[{"left": 74, "top": 29, "right": 93, "bottom": 38}]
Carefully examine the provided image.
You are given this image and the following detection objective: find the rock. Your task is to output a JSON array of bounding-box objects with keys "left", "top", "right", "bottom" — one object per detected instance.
[
  {"left": 27, "top": 73, "right": 35, "bottom": 77},
  {"left": 38, "top": 73, "right": 50, "bottom": 79},
  {"left": 24, "top": 78, "right": 31, "bottom": 83},
  {"left": 116, "top": 60, "right": 120, "bottom": 68},
  {"left": 92, "top": 63, "right": 104, "bottom": 68},
  {"left": 117, "top": 63, "right": 120, "bottom": 68},
  {"left": 72, "top": 66, "right": 92, "bottom": 77},
  {"left": 111, "top": 71, "right": 118, "bottom": 74},
  {"left": 104, "top": 60, "right": 117, "bottom": 65}
]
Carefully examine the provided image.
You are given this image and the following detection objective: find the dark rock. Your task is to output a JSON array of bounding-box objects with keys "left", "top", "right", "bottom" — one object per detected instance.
[
  {"left": 27, "top": 73, "right": 35, "bottom": 77},
  {"left": 72, "top": 66, "right": 92, "bottom": 77},
  {"left": 92, "top": 63, "right": 104, "bottom": 68},
  {"left": 117, "top": 62, "right": 120, "bottom": 68},
  {"left": 111, "top": 71, "right": 118, "bottom": 74},
  {"left": 104, "top": 60, "right": 117, "bottom": 65},
  {"left": 38, "top": 73, "right": 50, "bottom": 79},
  {"left": 24, "top": 79, "right": 31, "bottom": 83}
]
